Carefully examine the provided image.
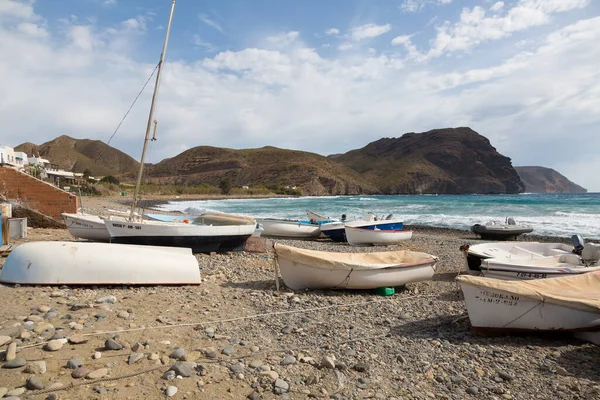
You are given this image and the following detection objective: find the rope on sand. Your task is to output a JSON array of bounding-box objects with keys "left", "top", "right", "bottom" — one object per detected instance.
[{"left": 18, "top": 294, "right": 433, "bottom": 351}]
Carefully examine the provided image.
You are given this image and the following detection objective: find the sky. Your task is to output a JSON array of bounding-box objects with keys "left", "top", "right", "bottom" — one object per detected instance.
[{"left": 1, "top": 0, "right": 599, "bottom": 191}]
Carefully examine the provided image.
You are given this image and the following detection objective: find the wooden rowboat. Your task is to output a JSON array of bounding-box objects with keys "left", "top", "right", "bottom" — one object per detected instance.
[{"left": 274, "top": 243, "right": 438, "bottom": 290}]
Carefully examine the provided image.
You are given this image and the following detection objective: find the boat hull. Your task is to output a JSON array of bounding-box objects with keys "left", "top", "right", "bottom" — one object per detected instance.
[
  {"left": 345, "top": 219, "right": 403, "bottom": 230},
  {"left": 257, "top": 219, "right": 321, "bottom": 238},
  {"left": 471, "top": 224, "right": 533, "bottom": 240},
  {"left": 274, "top": 244, "right": 437, "bottom": 290},
  {"left": 0, "top": 241, "right": 200, "bottom": 285},
  {"left": 346, "top": 226, "right": 413, "bottom": 246},
  {"left": 319, "top": 221, "right": 346, "bottom": 242},
  {"left": 105, "top": 220, "right": 255, "bottom": 253},
  {"left": 459, "top": 280, "right": 600, "bottom": 332},
  {"left": 62, "top": 213, "right": 110, "bottom": 241}
]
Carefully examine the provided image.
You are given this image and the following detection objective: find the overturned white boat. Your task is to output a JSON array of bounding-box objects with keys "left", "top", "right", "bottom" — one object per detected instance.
[
  {"left": 461, "top": 241, "right": 579, "bottom": 275},
  {"left": 256, "top": 218, "right": 321, "bottom": 238},
  {"left": 457, "top": 272, "right": 600, "bottom": 333},
  {"left": 471, "top": 217, "right": 533, "bottom": 240},
  {"left": 345, "top": 226, "right": 413, "bottom": 246},
  {"left": 274, "top": 243, "right": 438, "bottom": 290},
  {"left": 0, "top": 241, "right": 201, "bottom": 285}
]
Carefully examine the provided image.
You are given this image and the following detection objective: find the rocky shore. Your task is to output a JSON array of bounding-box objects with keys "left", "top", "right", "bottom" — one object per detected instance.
[{"left": 0, "top": 198, "right": 598, "bottom": 400}]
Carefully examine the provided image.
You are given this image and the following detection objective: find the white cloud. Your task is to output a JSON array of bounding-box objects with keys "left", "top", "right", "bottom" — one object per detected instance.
[
  {"left": 490, "top": 1, "right": 504, "bottom": 12},
  {"left": 0, "top": 0, "right": 36, "bottom": 20},
  {"left": 428, "top": 0, "right": 591, "bottom": 57},
  {"left": 103, "top": 0, "right": 117, "bottom": 5},
  {"left": 198, "top": 13, "right": 223, "bottom": 33},
  {"left": 192, "top": 34, "right": 216, "bottom": 52},
  {"left": 338, "top": 42, "right": 354, "bottom": 51},
  {"left": 1, "top": 4, "right": 599, "bottom": 190},
  {"left": 17, "top": 22, "right": 47, "bottom": 38},
  {"left": 350, "top": 23, "right": 391, "bottom": 41},
  {"left": 400, "top": 0, "right": 453, "bottom": 13},
  {"left": 324, "top": 28, "right": 339, "bottom": 35},
  {"left": 266, "top": 31, "right": 300, "bottom": 48}
]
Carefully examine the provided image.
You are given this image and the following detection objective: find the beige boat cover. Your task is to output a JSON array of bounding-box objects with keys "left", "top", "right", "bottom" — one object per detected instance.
[
  {"left": 457, "top": 272, "right": 600, "bottom": 313},
  {"left": 274, "top": 243, "right": 438, "bottom": 271}
]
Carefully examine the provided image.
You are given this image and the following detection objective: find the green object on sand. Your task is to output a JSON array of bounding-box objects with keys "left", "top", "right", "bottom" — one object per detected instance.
[{"left": 374, "top": 287, "right": 395, "bottom": 296}]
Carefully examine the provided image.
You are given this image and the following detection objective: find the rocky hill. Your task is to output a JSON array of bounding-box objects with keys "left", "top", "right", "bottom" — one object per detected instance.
[
  {"left": 330, "top": 127, "right": 525, "bottom": 194},
  {"left": 514, "top": 166, "right": 587, "bottom": 193},
  {"left": 146, "top": 146, "right": 377, "bottom": 195},
  {"left": 15, "top": 135, "right": 139, "bottom": 178}
]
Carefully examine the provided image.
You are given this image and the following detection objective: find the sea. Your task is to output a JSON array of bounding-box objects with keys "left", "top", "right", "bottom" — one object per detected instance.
[{"left": 155, "top": 193, "right": 600, "bottom": 239}]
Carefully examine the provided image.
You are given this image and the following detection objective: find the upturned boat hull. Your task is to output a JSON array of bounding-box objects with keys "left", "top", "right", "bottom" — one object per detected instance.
[{"left": 0, "top": 241, "right": 201, "bottom": 285}]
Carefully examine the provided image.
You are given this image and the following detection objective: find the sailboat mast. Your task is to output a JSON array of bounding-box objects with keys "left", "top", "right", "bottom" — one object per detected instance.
[{"left": 129, "top": 0, "right": 176, "bottom": 221}]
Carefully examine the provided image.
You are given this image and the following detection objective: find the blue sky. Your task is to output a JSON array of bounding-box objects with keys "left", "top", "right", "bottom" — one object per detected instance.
[{"left": 1, "top": 0, "right": 600, "bottom": 190}]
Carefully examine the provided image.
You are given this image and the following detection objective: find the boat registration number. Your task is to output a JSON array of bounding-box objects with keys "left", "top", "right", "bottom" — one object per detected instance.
[
  {"left": 112, "top": 223, "right": 142, "bottom": 230},
  {"left": 475, "top": 290, "right": 519, "bottom": 307},
  {"left": 516, "top": 272, "right": 547, "bottom": 279}
]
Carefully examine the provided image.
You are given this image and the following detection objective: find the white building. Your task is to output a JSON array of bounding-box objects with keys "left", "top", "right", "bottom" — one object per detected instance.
[{"left": 0, "top": 145, "right": 17, "bottom": 166}]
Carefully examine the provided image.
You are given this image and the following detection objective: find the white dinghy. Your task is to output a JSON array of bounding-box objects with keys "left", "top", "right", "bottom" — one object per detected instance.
[
  {"left": 0, "top": 241, "right": 201, "bottom": 285},
  {"left": 456, "top": 272, "right": 600, "bottom": 333},
  {"left": 345, "top": 226, "right": 413, "bottom": 246},
  {"left": 471, "top": 217, "right": 533, "bottom": 240},
  {"left": 461, "top": 241, "right": 578, "bottom": 275},
  {"left": 256, "top": 218, "right": 321, "bottom": 238},
  {"left": 274, "top": 243, "right": 438, "bottom": 290}
]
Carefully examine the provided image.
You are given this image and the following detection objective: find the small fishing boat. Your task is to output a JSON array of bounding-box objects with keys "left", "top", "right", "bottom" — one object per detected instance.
[
  {"left": 256, "top": 218, "right": 321, "bottom": 238},
  {"left": 471, "top": 218, "right": 533, "bottom": 240},
  {"left": 461, "top": 241, "right": 579, "bottom": 275},
  {"left": 274, "top": 243, "right": 438, "bottom": 290},
  {"left": 346, "top": 226, "right": 413, "bottom": 246},
  {"left": 306, "top": 210, "right": 334, "bottom": 223},
  {"left": 62, "top": 213, "right": 110, "bottom": 241},
  {"left": 0, "top": 241, "right": 201, "bottom": 285},
  {"left": 456, "top": 272, "right": 600, "bottom": 333},
  {"left": 344, "top": 213, "right": 403, "bottom": 230},
  {"left": 479, "top": 242, "right": 600, "bottom": 280},
  {"left": 319, "top": 221, "right": 347, "bottom": 242}
]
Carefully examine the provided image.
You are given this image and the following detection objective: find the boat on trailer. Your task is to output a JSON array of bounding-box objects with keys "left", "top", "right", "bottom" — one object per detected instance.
[
  {"left": 345, "top": 226, "right": 413, "bottom": 246},
  {"left": 456, "top": 272, "right": 600, "bottom": 333},
  {"left": 0, "top": 241, "right": 201, "bottom": 285},
  {"left": 274, "top": 243, "right": 438, "bottom": 290}
]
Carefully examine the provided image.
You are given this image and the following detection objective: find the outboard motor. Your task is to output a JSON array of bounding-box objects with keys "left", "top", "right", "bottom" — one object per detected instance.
[
  {"left": 581, "top": 243, "right": 600, "bottom": 266},
  {"left": 507, "top": 217, "right": 516, "bottom": 225},
  {"left": 341, "top": 214, "right": 347, "bottom": 221},
  {"left": 386, "top": 214, "right": 394, "bottom": 220},
  {"left": 571, "top": 234, "right": 585, "bottom": 255}
]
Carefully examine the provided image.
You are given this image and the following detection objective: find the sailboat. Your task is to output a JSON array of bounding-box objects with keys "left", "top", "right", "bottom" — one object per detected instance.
[{"left": 104, "top": 0, "right": 256, "bottom": 253}]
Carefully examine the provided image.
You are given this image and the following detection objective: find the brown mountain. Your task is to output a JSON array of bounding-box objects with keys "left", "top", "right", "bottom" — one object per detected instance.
[
  {"left": 146, "top": 146, "right": 378, "bottom": 195},
  {"left": 330, "top": 127, "right": 525, "bottom": 194},
  {"left": 15, "top": 135, "right": 139, "bottom": 178},
  {"left": 514, "top": 166, "right": 587, "bottom": 193}
]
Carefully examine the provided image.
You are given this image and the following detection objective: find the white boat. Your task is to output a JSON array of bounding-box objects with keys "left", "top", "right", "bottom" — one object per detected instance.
[
  {"left": 274, "top": 243, "right": 438, "bottom": 290},
  {"left": 256, "top": 218, "right": 321, "bottom": 238},
  {"left": 306, "top": 210, "right": 333, "bottom": 223},
  {"left": 471, "top": 218, "right": 533, "bottom": 240},
  {"left": 344, "top": 213, "right": 404, "bottom": 230},
  {"left": 320, "top": 221, "right": 347, "bottom": 242},
  {"left": 0, "top": 241, "right": 201, "bottom": 285},
  {"left": 345, "top": 226, "right": 413, "bottom": 246},
  {"left": 62, "top": 213, "right": 110, "bottom": 241},
  {"left": 105, "top": 218, "right": 256, "bottom": 253},
  {"left": 457, "top": 272, "right": 600, "bottom": 333},
  {"left": 461, "top": 241, "right": 578, "bottom": 275},
  {"left": 480, "top": 242, "right": 600, "bottom": 280}
]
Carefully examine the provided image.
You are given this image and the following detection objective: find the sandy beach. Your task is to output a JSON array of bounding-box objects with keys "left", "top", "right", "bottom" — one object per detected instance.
[{"left": 0, "top": 196, "right": 598, "bottom": 400}]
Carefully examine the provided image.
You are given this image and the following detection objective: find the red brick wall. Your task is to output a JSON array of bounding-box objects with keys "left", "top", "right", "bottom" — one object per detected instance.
[{"left": 0, "top": 166, "right": 78, "bottom": 219}]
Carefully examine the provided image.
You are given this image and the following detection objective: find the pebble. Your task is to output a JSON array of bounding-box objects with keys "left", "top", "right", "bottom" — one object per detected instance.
[
  {"left": 3, "top": 358, "right": 26, "bottom": 368},
  {"left": 280, "top": 355, "right": 296, "bottom": 366},
  {"left": 274, "top": 378, "right": 290, "bottom": 394},
  {"left": 128, "top": 353, "right": 145, "bottom": 365},
  {"left": 165, "top": 386, "right": 178, "bottom": 397},
  {"left": 93, "top": 351, "right": 102, "bottom": 359},
  {"left": 281, "top": 325, "right": 293, "bottom": 334},
  {"left": 117, "top": 310, "right": 130, "bottom": 319},
  {"left": 105, "top": 338, "right": 123, "bottom": 350},
  {"left": 7, "top": 387, "right": 26, "bottom": 396},
  {"left": 67, "top": 358, "right": 83, "bottom": 370},
  {"left": 148, "top": 353, "right": 160, "bottom": 360},
  {"left": 321, "top": 356, "right": 336, "bottom": 369},
  {"left": 229, "top": 363, "right": 244, "bottom": 374},
  {"left": 5, "top": 342, "right": 17, "bottom": 361},
  {"left": 44, "top": 340, "right": 63, "bottom": 351},
  {"left": 72, "top": 367, "right": 91, "bottom": 378},
  {"left": 260, "top": 370, "right": 279, "bottom": 380},
  {"left": 204, "top": 327, "right": 215, "bottom": 338},
  {"left": 467, "top": 387, "right": 480, "bottom": 395},
  {"left": 498, "top": 371, "right": 515, "bottom": 381},
  {"left": 68, "top": 334, "right": 88, "bottom": 344},
  {"left": 96, "top": 295, "right": 117, "bottom": 304},
  {"left": 45, "top": 394, "right": 58, "bottom": 400},
  {"left": 25, "top": 361, "right": 47, "bottom": 375},
  {"left": 171, "top": 361, "right": 195, "bottom": 377},
  {"left": 26, "top": 376, "right": 45, "bottom": 390},
  {"left": 0, "top": 336, "right": 11, "bottom": 346},
  {"left": 221, "top": 346, "right": 235, "bottom": 356},
  {"left": 87, "top": 367, "right": 109, "bottom": 379},
  {"left": 38, "top": 305, "right": 51, "bottom": 313},
  {"left": 249, "top": 360, "right": 263, "bottom": 368},
  {"left": 170, "top": 348, "right": 185, "bottom": 360}
]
